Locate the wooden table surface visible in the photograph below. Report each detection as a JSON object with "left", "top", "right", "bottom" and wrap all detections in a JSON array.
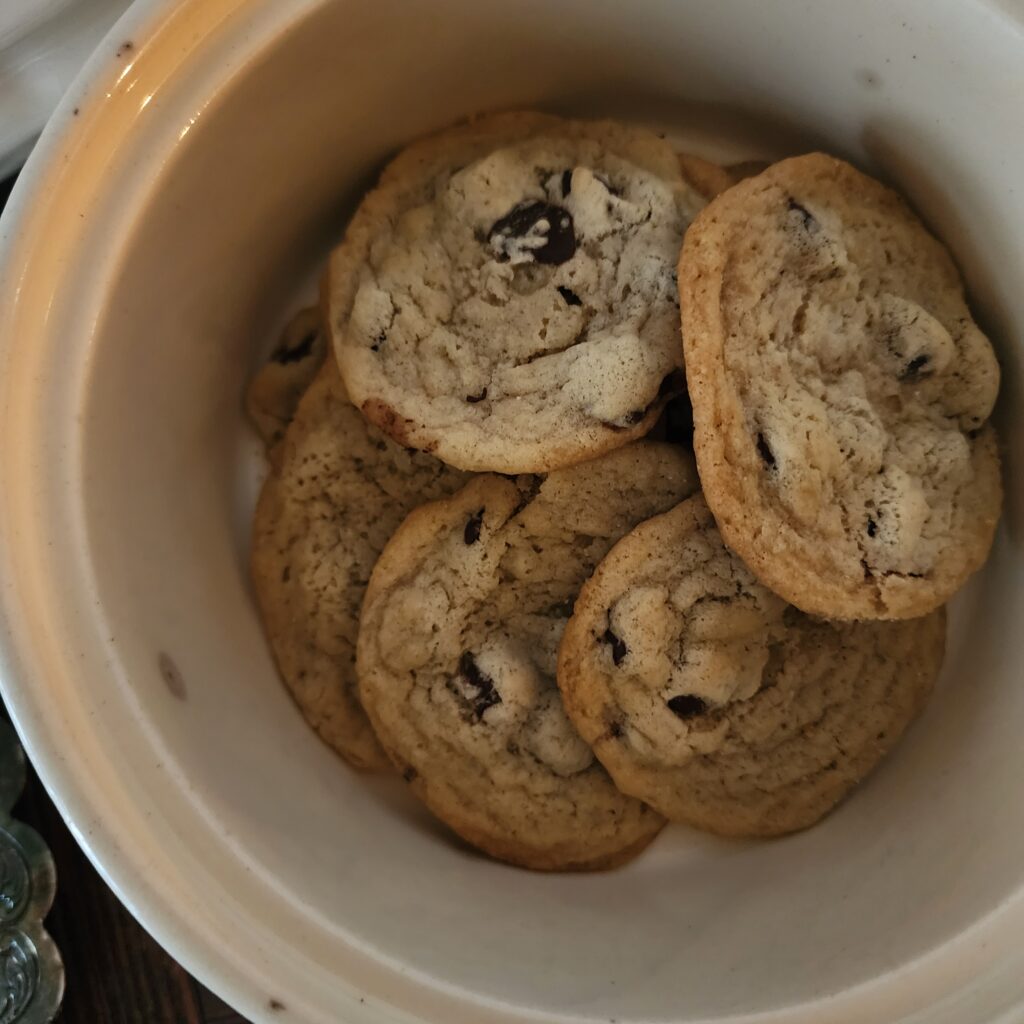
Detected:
[{"left": 1, "top": 170, "right": 249, "bottom": 1024}]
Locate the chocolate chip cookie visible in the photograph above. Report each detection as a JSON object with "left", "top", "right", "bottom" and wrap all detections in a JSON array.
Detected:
[
  {"left": 558, "top": 494, "right": 946, "bottom": 837},
  {"left": 246, "top": 306, "right": 328, "bottom": 449},
  {"left": 676, "top": 154, "right": 768, "bottom": 201},
  {"left": 679, "top": 153, "right": 1001, "bottom": 619},
  {"left": 356, "top": 442, "right": 699, "bottom": 869},
  {"left": 328, "top": 111, "right": 706, "bottom": 473},
  {"left": 251, "top": 362, "right": 470, "bottom": 770}
]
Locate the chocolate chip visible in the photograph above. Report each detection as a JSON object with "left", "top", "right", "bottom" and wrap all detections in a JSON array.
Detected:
[
  {"left": 623, "top": 409, "right": 645, "bottom": 425},
  {"left": 459, "top": 651, "right": 501, "bottom": 718},
  {"left": 786, "top": 196, "right": 818, "bottom": 231},
  {"left": 272, "top": 330, "right": 318, "bottom": 365},
  {"left": 488, "top": 201, "right": 576, "bottom": 265},
  {"left": 370, "top": 330, "right": 386, "bottom": 353},
  {"left": 557, "top": 285, "right": 582, "bottom": 307},
  {"left": 609, "top": 721, "right": 624, "bottom": 739},
  {"left": 560, "top": 169, "right": 573, "bottom": 197},
  {"left": 602, "top": 628, "right": 628, "bottom": 666},
  {"left": 756, "top": 432, "right": 777, "bottom": 468},
  {"left": 466, "top": 388, "right": 488, "bottom": 403},
  {"left": 901, "top": 354, "right": 932, "bottom": 381},
  {"left": 866, "top": 517, "right": 878, "bottom": 538},
  {"left": 402, "top": 766, "right": 418, "bottom": 783},
  {"left": 509, "top": 477, "right": 543, "bottom": 518},
  {"left": 667, "top": 694, "right": 707, "bottom": 719},
  {"left": 463, "top": 509, "right": 484, "bottom": 544}
]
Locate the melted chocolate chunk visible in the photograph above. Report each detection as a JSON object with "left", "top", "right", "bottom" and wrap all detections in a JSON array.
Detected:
[
  {"left": 557, "top": 285, "right": 582, "bottom": 307},
  {"left": 458, "top": 651, "right": 501, "bottom": 718},
  {"left": 756, "top": 432, "right": 777, "bottom": 468},
  {"left": 463, "top": 509, "right": 485, "bottom": 545},
  {"left": 900, "top": 354, "right": 932, "bottom": 381},
  {"left": 272, "top": 330, "right": 318, "bottom": 365},
  {"left": 602, "top": 628, "right": 628, "bottom": 666},
  {"left": 667, "top": 694, "right": 707, "bottom": 719},
  {"left": 866, "top": 517, "right": 878, "bottom": 538},
  {"left": 466, "top": 387, "right": 488, "bottom": 403},
  {"left": 786, "top": 196, "right": 818, "bottom": 231},
  {"left": 488, "top": 201, "right": 576, "bottom": 265},
  {"left": 560, "top": 169, "right": 573, "bottom": 197},
  {"left": 609, "top": 721, "right": 624, "bottom": 739}
]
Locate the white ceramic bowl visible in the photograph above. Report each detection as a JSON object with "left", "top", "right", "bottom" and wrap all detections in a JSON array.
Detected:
[{"left": 1, "top": 1, "right": 1023, "bottom": 1021}]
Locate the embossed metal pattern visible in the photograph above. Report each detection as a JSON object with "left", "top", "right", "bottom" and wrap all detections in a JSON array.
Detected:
[{"left": 0, "top": 721, "right": 62, "bottom": 1023}]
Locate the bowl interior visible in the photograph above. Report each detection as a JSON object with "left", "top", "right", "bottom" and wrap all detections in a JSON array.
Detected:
[{"left": 7, "top": 0, "right": 1024, "bottom": 1021}]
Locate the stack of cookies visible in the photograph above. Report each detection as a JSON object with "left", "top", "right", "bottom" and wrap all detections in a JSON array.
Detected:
[{"left": 247, "top": 112, "right": 1001, "bottom": 871}]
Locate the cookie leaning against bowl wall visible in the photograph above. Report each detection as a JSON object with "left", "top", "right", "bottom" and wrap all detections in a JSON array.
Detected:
[
  {"left": 558, "top": 493, "right": 946, "bottom": 838},
  {"left": 251, "top": 360, "right": 470, "bottom": 772},
  {"left": 679, "top": 153, "right": 1001, "bottom": 621},
  {"left": 245, "top": 306, "right": 328, "bottom": 452},
  {"left": 356, "top": 442, "right": 699, "bottom": 870},
  {"left": 327, "top": 111, "right": 707, "bottom": 474}
]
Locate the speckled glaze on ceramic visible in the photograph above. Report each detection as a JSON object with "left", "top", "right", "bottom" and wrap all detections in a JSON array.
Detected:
[{"left": 0, "top": 2, "right": 1022, "bottom": 1023}]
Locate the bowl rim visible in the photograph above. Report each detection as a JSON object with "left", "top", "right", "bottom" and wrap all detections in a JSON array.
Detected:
[
  {"left": 0, "top": 2, "right": 347, "bottom": 1021},
  {"left": 1, "top": 1, "right": 1024, "bottom": 1022}
]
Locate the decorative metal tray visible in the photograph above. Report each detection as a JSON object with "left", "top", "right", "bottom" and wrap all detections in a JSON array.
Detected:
[{"left": 0, "top": 720, "right": 63, "bottom": 1023}]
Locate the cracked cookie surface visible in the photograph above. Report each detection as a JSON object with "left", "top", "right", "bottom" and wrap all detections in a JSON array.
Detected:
[
  {"left": 328, "top": 111, "right": 706, "bottom": 473},
  {"left": 679, "top": 153, "right": 1001, "bottom": 619},
  {"left": 251, "top": 362, "right": 470, "bottom": 771},
  {"left": 356, "top": 442, "right": 698, "bottom": 869},
  {"left": 558, "top": 494, "right": 946, "bottom": 837}
]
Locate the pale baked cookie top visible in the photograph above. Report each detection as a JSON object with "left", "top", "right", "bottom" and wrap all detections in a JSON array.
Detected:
[
  {"left": 558, "top": 494, "right": 945, "bottom": 837},
  {"left": 679, "top": 153, "right": 1001, "bottom": 619},
  {"left": 251, "top": 362, "right": 470, "bottom": 771},
  {"left": 328, "top": 112, "right": 705, "bottom": 473},
  {"left": 356, "top": 442, "right": 698, "bottom": 870}
]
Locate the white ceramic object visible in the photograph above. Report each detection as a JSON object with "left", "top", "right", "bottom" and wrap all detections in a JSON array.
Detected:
[
  {"left": 0, "top": 0, "right": 130, "bottom": 178},
  {"left": 0, "top": 1, "right": 1022, "bottom": 1022}
]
